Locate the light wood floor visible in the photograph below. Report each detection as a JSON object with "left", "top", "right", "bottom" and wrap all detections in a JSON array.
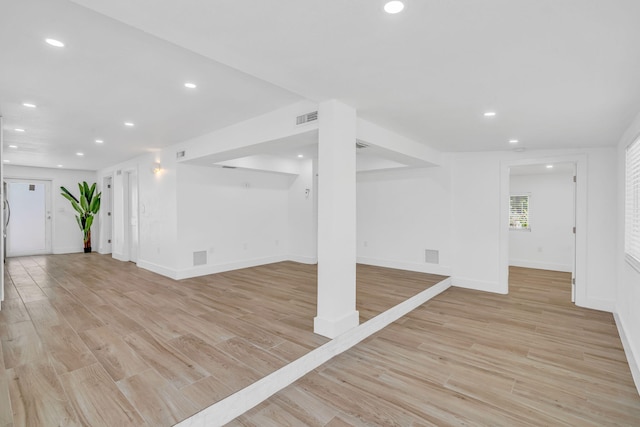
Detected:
[
  {"left": 230, "top": 267, "right": 640, "bottom": 426},
  {"left": 0, "top": 254, "right": 445, "bottom": 427}
]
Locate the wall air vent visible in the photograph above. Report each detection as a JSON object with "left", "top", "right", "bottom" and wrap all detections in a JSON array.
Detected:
[
  {"left": 355, "top": 139, "right": 369, "bottom": 149},
  {"left": 425, "top": 249, "right": 440, "bottom": 264},
  {"left": 193, "top": 251, "right": 207, "bottom": 266},
  {"left": 296, "top": 111, "right": 318, "bottom": 125},
  {"left": 176, "top": 150, "right": 185, "bottom": 159}
]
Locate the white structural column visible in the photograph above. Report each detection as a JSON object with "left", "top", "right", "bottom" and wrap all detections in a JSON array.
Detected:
[{"left": 314, "top": 99, "right": 359, "bottom": 339}]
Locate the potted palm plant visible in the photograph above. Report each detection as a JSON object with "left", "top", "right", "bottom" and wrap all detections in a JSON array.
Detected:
[{"left": 60, "top": 181, "right": 102, "bottom": 253}]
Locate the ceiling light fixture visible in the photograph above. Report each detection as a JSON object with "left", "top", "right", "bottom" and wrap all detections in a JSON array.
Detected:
[
  {"left": 8, "top": 145, "right": 17, "bottom": 149},
  {"left": 76, "top": 152, "right": 84, "bottom": 156},
  {"left": 3, "top": 160, "right": 10, "bottom": 163},
  {"left": 509, "top": 139, "right": 519, "bottom": 144},
  {"left": 95, "top": 139, "right": 104, "bottom": 144},
  {"left": 23, "top": 102, "right": 37, "bottom": 108},
  {"left": 14, "top": 128, "right": 25, "bottom": 132},
  {"left": 124, "top": 122, "right": 135, "bottom": 127},
  {"left": 57, "top": 165, "right": 63, "bottom": 168},
  {"left": 297, "top": 154, "right": 304, "bottom": 158},
  {"left": 546, "top": 164, "right": 553, "bottom": 169},
  {"left": 184, "top": 82, "right": 197, "bottom": 89},
  {"left": 45, "top": 38, "right": 65, "bottom": 48},
  {"left": 484, "top": 111, "right": 496, "bottom": 117},
  {"left": 384, "top": 1, "right": 405, "bottom": 14}
]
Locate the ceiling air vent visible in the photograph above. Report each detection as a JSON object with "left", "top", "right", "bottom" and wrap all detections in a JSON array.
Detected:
[
  {"left": 176, "top": 150, "right": 185, "bottom": 159},
  {"left": 296, "top": 111, "right": 318, "bottom": 125},
  {"left": 221, "top": 165, "right": 237, "bottom": 169},
  {"left": 355, "top": 139, "right": 369, "bottom": 149}
]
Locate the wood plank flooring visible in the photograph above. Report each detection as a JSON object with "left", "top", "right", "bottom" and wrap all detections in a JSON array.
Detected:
[
  {"left": 0, "top": 254, "right": 445, "bottom": 427},
  {"left": 230, "top": 267, "right": 640, "bottom": 426}
]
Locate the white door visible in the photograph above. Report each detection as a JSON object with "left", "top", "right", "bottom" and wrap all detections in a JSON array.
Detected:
[
  {"left": 6, "top": 180, "right": 52, "bottom": 256},
  {"left": 127, "top": 171, "right": 138, "bottom": 262}
]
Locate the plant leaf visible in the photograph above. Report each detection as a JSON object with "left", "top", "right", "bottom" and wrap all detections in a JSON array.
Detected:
[{"left": 60, "top": 186, "right": 79, "bottom": 203}]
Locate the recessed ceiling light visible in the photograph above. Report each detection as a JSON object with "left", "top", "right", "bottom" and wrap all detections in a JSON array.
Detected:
[
  {"left": 124, "top": 122, "right": 135, "bottom": 127},
  {"left": 3, "top": 160, "right": 10, "bottom": 163},
  {"left": 384, "top": 1, "right": 405, "bottom": 14},
  {"left": 546, "top": 164, "right": 553, "bottom": 169},
  {"left": 484, "top": 112, "right": 497, "bottom": 117},
  {"left": 509, "top": 139, "right": 519, "bottom": 144},
  {"left": 8, "top": 145, "right": 17, "bottom": 149},
  {"left": 57, "top": 165, "right": 63, "bottom": 168},
  {"left": 22, "top": 102, "right": 37, "bottom": 108},
  {"left": 297, "top": 154, "right": 304, "bottom": 158},
  {"left": 95, "top": 139, "right": 104, "bottom": 144},
  {"left": 14, "top": 128, "right": 25, "bottom": 132},
  {"left": 45, "top": 38, "right": 65, "bottom": 48},
  {"left": 76, "top": 152, "right": 84, "bottom": 156},
  {"left": 184, "top": 82, "right": 197, "bottom": 89}
]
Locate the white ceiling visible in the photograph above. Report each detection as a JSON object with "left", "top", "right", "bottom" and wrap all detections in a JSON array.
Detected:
[{"left": 3, "top": 0, "right": 640, "bottom": 171}]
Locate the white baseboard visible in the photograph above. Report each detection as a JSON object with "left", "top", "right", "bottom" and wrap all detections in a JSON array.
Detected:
[
  {"left": 137, "top": 259, "right": 179, "bottom": 280},
  {"left": 357, "top": 256, "right": 452, "bottom": 276},
  {"left": 614, "top": 312, "right": 640, "bottom": 396},
  {"left": 509, "top": 259, "right": 572, "bottom": 272},
  {"left": 52, "top": 247, "right": 84, "bottom": 255},
  {"left": 287, "top": 254, "right": 317, "bottom": 264},
  {"left": 576, "top": 296, "right": 615, "bottom": 313},
  {"left": 453, "top": 276, "right": 506, "bottom": 294},
  {"left": 175, "top": 255, "right": 289, "bottom": 280},
  {"left": 176, "top": 277, "right": 452, "bottom": 427}
]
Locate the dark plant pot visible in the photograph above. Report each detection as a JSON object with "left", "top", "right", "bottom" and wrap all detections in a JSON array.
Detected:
[{"left": 84, "top": 247, "right": 92, "bottom": 253}]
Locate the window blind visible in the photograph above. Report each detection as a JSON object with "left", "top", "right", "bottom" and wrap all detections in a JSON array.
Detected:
[
  {"left": 510, "top": 195, "right": 530, "bottom": 229},
  {"left": 626, "top": 137, "right": 640, "bottom": 267}
]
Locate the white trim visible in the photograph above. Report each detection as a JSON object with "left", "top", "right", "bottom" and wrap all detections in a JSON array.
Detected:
[
  {"left": 508, "top": 259, "right": 572, "bottom": 273},
  {"left": 287, "top": 254, "right": 317, "bottom": 264},
  {"left": 52, "top": 246, "right": 85, "bottom": 255},
  {"left": 174, "top": 255, "right": 289, "bottom": 280},
  {"left": 453, "top": 276, "right": 505, "bottom": 294},
  {"left": 614, "top": 312, "right": 640, "bottom": 395},
  {"left": 314, "top": 310, "right": 360, "bottom": 339},
  {"left": 136, "top": 259, "right": 178, "bottom": 280},
  {"left": 357, "top": 256, "right": 452, "bottom": 276},
  {"left": 577, "top": 296, "right": 615, "bottom": 313},
  {"left": 175, "top": 277, "right": 452, "bottom": 427}
]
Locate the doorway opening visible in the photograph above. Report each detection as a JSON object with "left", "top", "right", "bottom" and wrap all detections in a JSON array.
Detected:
[
  {"left": 508, "top": 162, "right": 576, "bottom": 302},
  {"left": 499, "top": 154, "right": 587, "bottom": 305}
]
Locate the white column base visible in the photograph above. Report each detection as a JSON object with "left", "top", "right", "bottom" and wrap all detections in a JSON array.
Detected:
[{"left": 314, "top": 310, "right": 359, "bottom": 339}]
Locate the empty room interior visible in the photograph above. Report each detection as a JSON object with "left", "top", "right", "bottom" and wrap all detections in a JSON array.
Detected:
[{"left": 1, "top": 0, "right": 640, "bottom": 426}]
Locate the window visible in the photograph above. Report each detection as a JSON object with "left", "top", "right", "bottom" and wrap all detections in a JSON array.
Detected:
[
  {"left": 510, "top": 194, "right": 530, "bottom": 230},
  {"left": 626, "top": 137, "right": 640, "bottom": 269}
]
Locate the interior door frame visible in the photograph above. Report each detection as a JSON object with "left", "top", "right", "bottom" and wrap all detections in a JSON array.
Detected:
[
  {"left": 499, "top": 154, "right": 587, "bottom": 305},
  {"left": 4, "top": 178, "right": 53, "bottom": 257}
]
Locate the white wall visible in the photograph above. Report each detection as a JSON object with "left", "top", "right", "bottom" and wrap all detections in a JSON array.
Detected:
[
  {"left": 97, "top": 149, "right": 179, "bottom": 275},
  {"left": 356, "top": 165, "right": 452, "bottom": 276},
  {"left": 287, "top": 158, "right": 317, "bottom": 263},
  {"left": 509, "top": 172, "right": 575, "bottom": 272},
  {"left": 616, "top": 110, "right": 640, "bottom": 392},
  {"left": 175, "top": 164, "right": 292, "bottom": 279},
  {"left": 4, "top": 165, "right": 98, "bottom": 254}
]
